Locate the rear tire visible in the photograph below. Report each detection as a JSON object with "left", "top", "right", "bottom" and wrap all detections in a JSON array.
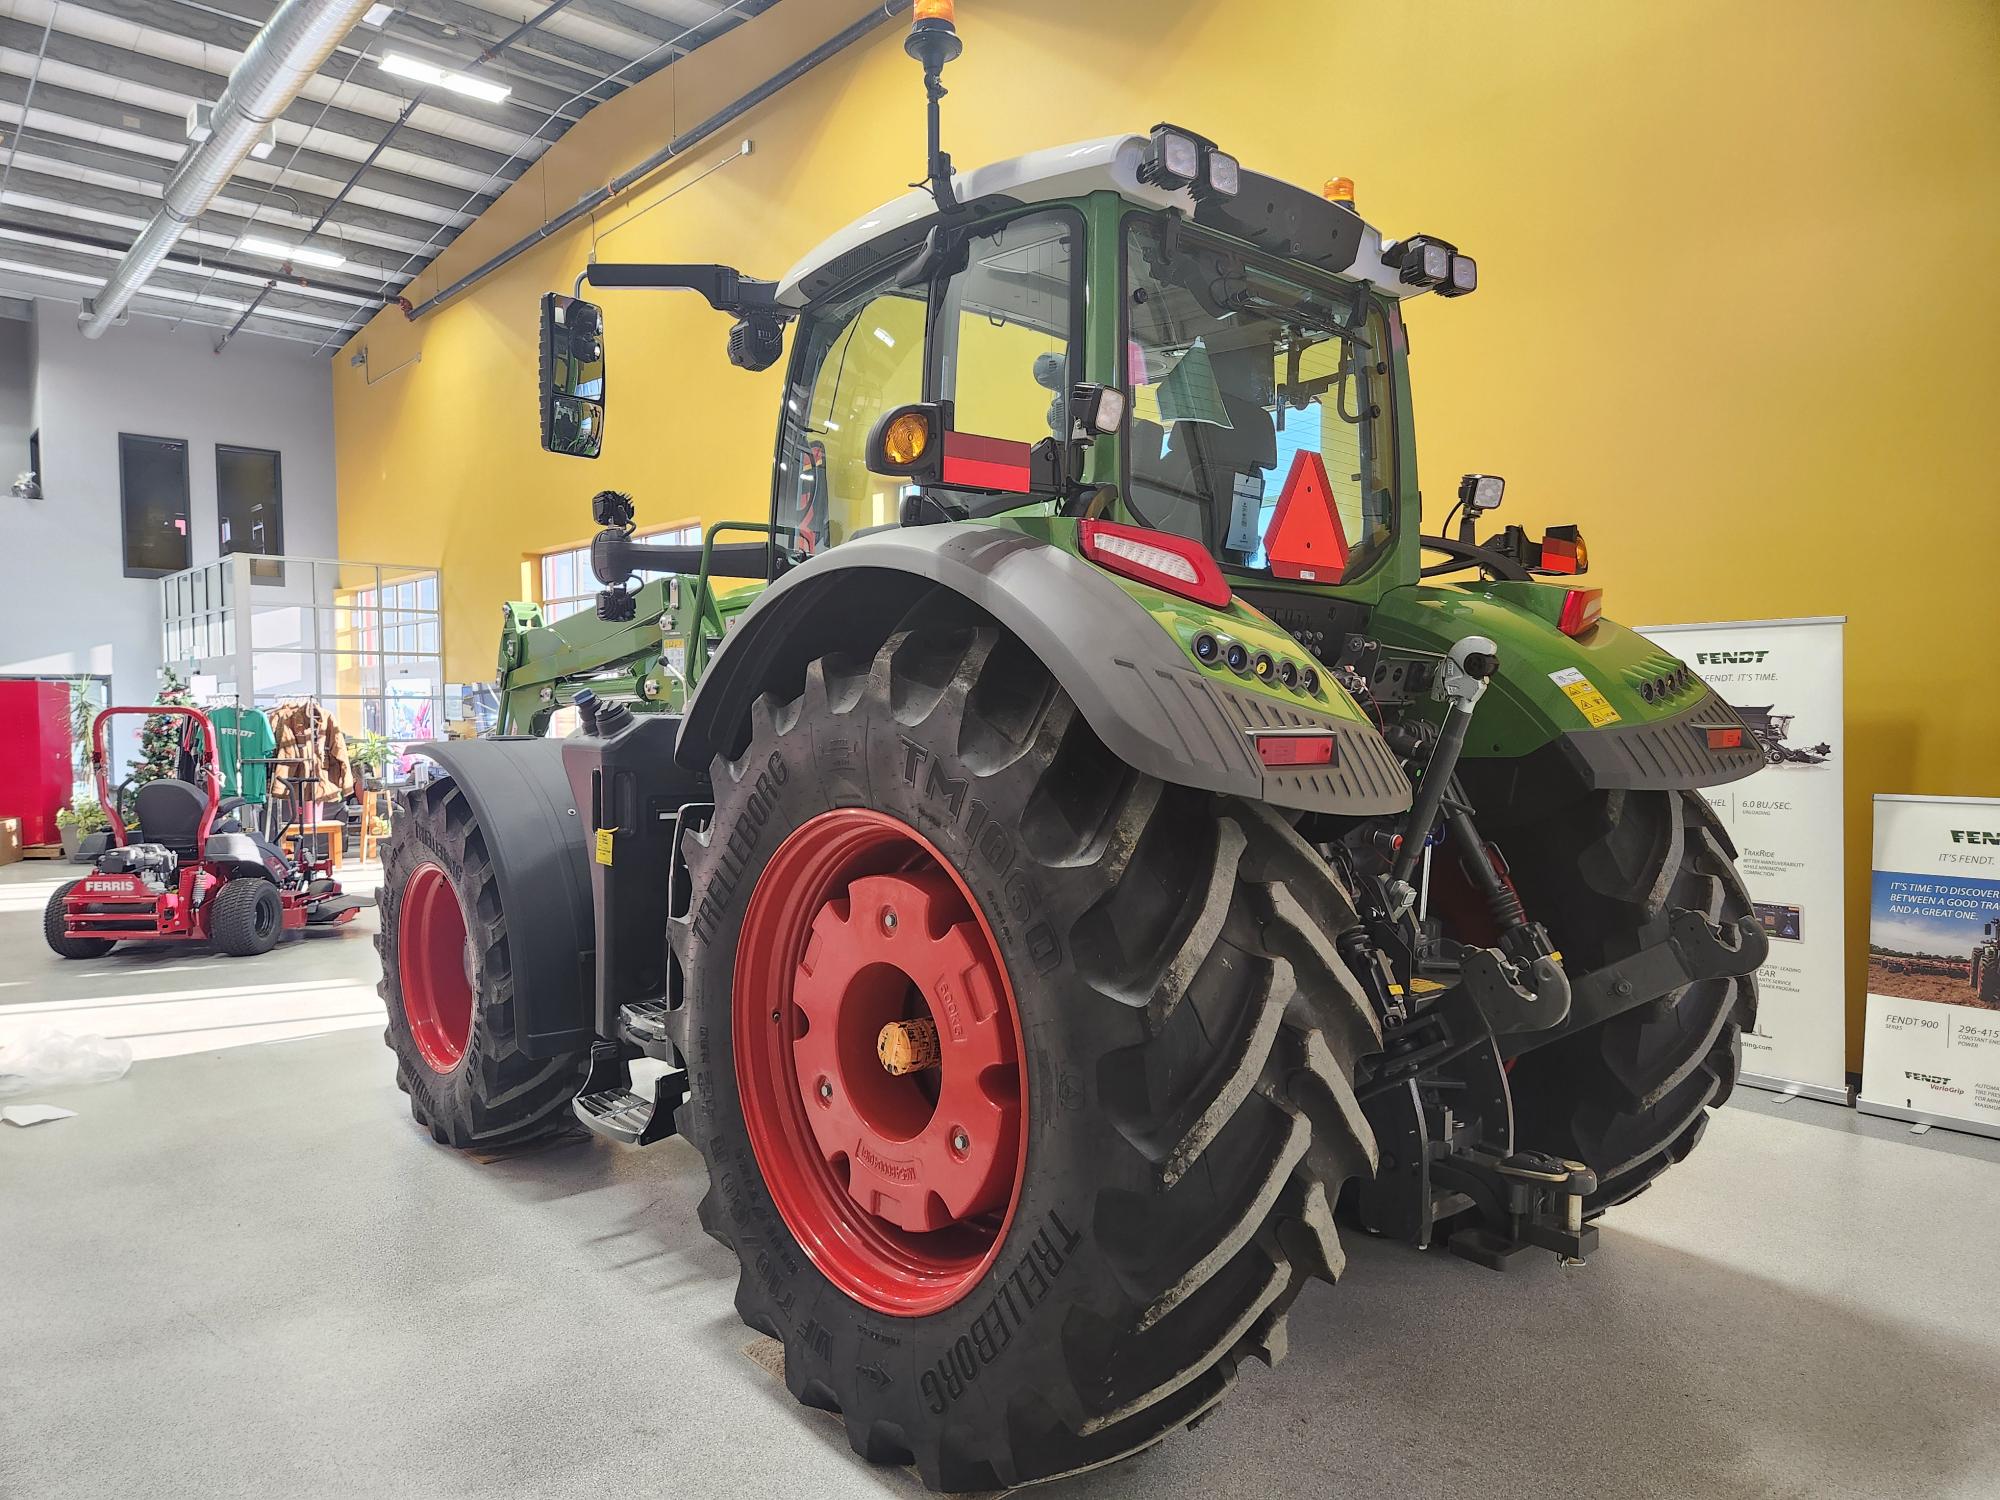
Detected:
[
  {"left": 43, "top": 881, "right": 114, "bottom": 959},
  {"left": 210, "top": 878, "right": 283, "bottom": 956},
  {"left": 1498, "top": 789, "right": 1758, "bottom": 1209},
  {"left": 376, "top": 776, "right": 589, "bottom": 1148},
  {"left": 670, "top": 621, "right": 1381, "bottom": 1491}
]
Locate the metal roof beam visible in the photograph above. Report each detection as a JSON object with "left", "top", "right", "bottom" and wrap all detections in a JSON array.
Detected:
[
  {"left": 0, "top": 74, "right": 497, "bottom": 219},
  {"left": 0, "top": 155, "right": 443, "bottom": 266},
  {"left": 23, "top": 0, "right": 595, "bottom": 142}
]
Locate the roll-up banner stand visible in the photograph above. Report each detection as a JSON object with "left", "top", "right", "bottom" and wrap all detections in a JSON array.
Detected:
[
  {"left": 1636, "top": 616, "right": 1849, "bottom": 1103},
  {"left": 1858, "top": 794, "right": 2000, "bottom": 1141}
]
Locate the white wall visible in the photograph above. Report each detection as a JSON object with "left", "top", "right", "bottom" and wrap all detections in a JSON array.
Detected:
[{"left": 0, "top": 302, "right": 337, "bottom": 717}]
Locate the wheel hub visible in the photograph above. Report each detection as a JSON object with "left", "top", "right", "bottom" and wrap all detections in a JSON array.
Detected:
[
  {"left": 399, "top": 861, "right": 474, "bottom": 1073},
  {"left": 792, "top": 868, "right": 1018, "bottom": 1234},
  {"left": 734, "top": 808, "right": 1027, "bottom": 1315}
]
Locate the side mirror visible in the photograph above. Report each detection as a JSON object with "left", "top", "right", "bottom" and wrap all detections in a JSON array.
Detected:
[{"left": 540, "top": 293, "right": 605, "bottom": 458}]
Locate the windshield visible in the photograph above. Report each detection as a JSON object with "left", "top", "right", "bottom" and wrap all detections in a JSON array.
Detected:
[{"left": 1123, "top": 216, "right": 1396, "bottom": 583}]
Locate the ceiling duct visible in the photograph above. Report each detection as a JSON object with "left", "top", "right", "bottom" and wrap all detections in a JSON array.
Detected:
[{"left": 78, "top": 0, "right": 376, "bottom": 339}]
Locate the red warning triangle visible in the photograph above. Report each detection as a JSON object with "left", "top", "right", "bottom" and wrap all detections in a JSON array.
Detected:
[{"left": 1263, "top": 450, "right": 1349, "bottom": 581}]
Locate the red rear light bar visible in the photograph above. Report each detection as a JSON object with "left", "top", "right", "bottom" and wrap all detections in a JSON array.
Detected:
[
  {"left": 1079, "top": 520, "right": 1232, "bottom": 609},
  {"left": 1557, "top": 587, "right": 1603, "bottom": 637}
]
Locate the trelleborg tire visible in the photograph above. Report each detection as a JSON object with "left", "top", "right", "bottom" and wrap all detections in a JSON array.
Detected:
[
  {"left": 376, "top": 776, "right": 588, "bottom": 1148},
  {"left": 1497, "top": 788, "right": 1759, "bottom": 1210},
  {"left": 668, "top": 621, "right": 1381, "bottom": 1491}
]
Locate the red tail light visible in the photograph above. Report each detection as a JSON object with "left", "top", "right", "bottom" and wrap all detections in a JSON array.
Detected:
[
  {"left": 1253, "top": 733, "right": 1336, "bottom": 767},
  {"left": 1079, "top": 520, "right": 1232, "bottom": 608},
  {"left": 1706, "top": 726, "right": 1745, "bottom": 750},
  {"left": 1557, "top": 587, "right": 1603, "bottom": 637}
]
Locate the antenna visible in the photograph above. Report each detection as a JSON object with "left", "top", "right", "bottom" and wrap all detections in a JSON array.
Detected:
[{"left": 904, "top": 1, "right": 962, "bottom": 212}]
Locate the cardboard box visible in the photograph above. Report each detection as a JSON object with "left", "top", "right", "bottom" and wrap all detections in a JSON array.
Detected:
[{"left": 0, "top": 817, "right": 21, "bottom": 866}]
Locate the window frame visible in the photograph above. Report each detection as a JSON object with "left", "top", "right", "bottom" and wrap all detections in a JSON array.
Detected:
[
  {"left": 768, "top": 204, "right": 1089, "bottom": 551},
  {"left": 1115, "top": 210, "right": 1404, "bottom": 588},
  {"left": 214, "top": 442, "right": 286, "bottom": 586},
  {"left": 118, "top": 431, "right": 192, "bottom": 580}
]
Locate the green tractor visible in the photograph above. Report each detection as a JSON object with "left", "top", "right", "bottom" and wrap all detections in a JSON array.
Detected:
[{"left": 376, "top": 7, "right": 1767, "bottom": 1489}]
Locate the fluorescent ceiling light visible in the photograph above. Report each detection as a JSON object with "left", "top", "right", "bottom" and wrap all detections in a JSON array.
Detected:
[
  {"left": 361, "top": 3, "right": 395, "bottom": 26},
  {"left": 378, "top": 52, "right": 511, "bottom": 104},
  {"left": 241, "top": 236, "right": 346, "bottom": 270}
]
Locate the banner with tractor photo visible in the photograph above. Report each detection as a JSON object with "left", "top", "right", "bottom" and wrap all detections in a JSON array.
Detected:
[
  {"left": 1859, "top": 794, "right": 2000, "bottom": 1140},
  {"left": 1638, "top": 616, "right": 1848, "bottom": 1101}
]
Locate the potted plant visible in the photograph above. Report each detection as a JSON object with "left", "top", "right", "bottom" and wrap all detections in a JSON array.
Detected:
[
  {"left": 349, "top": 732, "right": 393, "bottom": 791},
  {"left": 56, "top": 798, "right": 109, "bottom": 861}
]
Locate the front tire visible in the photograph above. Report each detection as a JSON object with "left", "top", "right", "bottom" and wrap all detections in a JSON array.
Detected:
[
  {"left": 670, "top": 622, "right": 1381, "bottom": 1491},
  {"left": 1499, "top": 789, "right": 1758, "bottom": 1209},
  {"left": 376, "top": 776, "right": 589, "bottom": 1147},
  {"left": 210, "top": 878, "right": 283, "bottom": 956},
  {"left": 44, "top": 881, "right": 115, "bottom": 959}
]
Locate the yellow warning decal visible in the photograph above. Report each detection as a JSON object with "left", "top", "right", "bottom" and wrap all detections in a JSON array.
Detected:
[
  {"left": 1548, "top": 667, "right": 1621, "bottom": 728},
  {"left": 594, "top": 827, "right": 616, "bottom": 866}
]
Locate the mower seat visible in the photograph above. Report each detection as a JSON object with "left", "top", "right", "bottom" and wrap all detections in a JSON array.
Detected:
[{"left": 132, "top": 777, "right": 208, "bottom": 858}]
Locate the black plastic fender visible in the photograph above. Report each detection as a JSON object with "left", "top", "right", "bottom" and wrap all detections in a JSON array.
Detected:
[
  {"left": 413, "top": 736, "right": 595, "bottom": 1058},
  {"left": 675, "top": 524, "right": 1411, "bottom": 816}
]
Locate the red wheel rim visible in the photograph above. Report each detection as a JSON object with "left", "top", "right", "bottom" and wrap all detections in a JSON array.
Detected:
[
  {"left": 399, "top": 862, "right": 474, "bottom": 1073},
  {"left": 734, "top": 809, "right": 1028, "bottom": 1316}
]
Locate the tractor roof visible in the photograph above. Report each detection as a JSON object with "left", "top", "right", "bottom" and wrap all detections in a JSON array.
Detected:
[{"left": 776, "top": 132, "right": 1409, "bottom": 309}]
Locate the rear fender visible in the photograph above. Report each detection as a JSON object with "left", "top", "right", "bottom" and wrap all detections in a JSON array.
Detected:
[
  {"left": 414, "top": 737, "right": 595, "bottom": 1058},
  {"left": 676, "top": 523, "right": 1410, "bottom": 817},
  {"left": 1370, "top": 584, "right": 1763, "bottom": 820}
]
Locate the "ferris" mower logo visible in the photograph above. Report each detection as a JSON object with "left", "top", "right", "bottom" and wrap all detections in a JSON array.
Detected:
[
  {"left": 1695, "top": 650, "right": 1769, "bottom": 665},
  {"left": 1949, "top": 830, "right": 2000, "bottom": 846}
]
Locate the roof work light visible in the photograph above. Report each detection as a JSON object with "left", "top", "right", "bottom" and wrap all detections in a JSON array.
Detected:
[
  {"left": 1390, "top": 235, "right": 1478, "bottom": 297},
  {"left": 1140, "top": 124, "right": 1239, "bottom": 199}
]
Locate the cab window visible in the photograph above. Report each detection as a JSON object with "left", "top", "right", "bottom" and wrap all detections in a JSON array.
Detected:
[
  {"left": 774, "top": 211, "right": 1079, "bottom": 556},
  {"left": 774, "top": 281, "right": 926, "bottom": 558}
]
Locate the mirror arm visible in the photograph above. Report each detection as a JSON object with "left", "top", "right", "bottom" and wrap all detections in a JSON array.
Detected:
[{"left": 577, "top": 262, "right": 782, "bottom": 318}]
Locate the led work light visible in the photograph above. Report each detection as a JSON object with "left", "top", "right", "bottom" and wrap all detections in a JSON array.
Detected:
[
  {"left": 1392, "top": 235, "right": 1478, "bottom": 297},
  {"left": 1140, "top": 124, "right": 1239, "bottom": 200}
]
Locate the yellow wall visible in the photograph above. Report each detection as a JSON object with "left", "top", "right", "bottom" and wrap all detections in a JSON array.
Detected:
[{"left": 336, "top": 0, "right": 2000, "bottom": 1063}]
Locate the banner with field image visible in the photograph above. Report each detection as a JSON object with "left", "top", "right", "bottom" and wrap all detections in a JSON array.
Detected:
[
  {"left": 1859, "top": 794, "right": 2000, "bottom": 1140},
  {"left": 1637, "top": 616, "right": 1848, "bottom": 1101}
]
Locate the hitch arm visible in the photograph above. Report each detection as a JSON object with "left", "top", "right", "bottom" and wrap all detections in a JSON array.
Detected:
[{"left": 1561, "top": 908, "right": 1769, "bottom": 1036}]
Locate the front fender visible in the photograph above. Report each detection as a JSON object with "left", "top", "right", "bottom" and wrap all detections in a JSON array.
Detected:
[
  {"left": 677, "top": 523, "right": 1410, "bottom": 816},
  {"left": 413, "top": 736, "right": 595, "bottom": 1058}
]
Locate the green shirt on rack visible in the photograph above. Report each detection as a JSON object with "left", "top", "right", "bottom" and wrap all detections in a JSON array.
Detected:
[{"left": 209, "top": 705, "right": 276, "bottom": 802}]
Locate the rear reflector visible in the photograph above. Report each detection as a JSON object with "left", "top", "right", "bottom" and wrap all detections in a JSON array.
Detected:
[
  {"left": 1706, "top": 726, "right": 1745, "bottom": 750},
  {"left": 1557, "top": 587, "right": 1603, "bottom": 636},
  {"left": 1079, "top": 520, "right": 1232, "bottom": 608},
  {"left": 1253, "top": 734, "right": 1336, "bottom": 768},
  {"left": 938, "top": 431, "right": 1033, "bottom": 492}
]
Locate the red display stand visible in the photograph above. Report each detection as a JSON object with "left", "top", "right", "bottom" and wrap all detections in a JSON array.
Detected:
[{"left": 0, "top": 681, "right": 73, "bottom": 845}]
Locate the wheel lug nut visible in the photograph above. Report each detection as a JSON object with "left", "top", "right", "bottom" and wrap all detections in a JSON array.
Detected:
[
  {"left": 817, "top": 1077, "right": 832, "bottom": 1102},
  {"left": 950, "top": 1127, "right": 969, "bottom": 1155},
  {"left": 880, "top": 907, "right": 898, "bottom": 934}
]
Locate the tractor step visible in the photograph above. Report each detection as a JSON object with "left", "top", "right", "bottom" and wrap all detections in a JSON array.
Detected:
[
  {"left": 572, "top": 1041, "right": 687, "bottom": 1146},
  {"left": 616, "top": 1000, "right": 677, "bottom": 1061}
]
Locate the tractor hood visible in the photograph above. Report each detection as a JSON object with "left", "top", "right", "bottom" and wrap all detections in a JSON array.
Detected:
[{"left": 1370, "top": 581, "right": 1764, "bottom": 808}]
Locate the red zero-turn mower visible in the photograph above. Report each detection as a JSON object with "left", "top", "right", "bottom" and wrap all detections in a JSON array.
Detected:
[{"left": 43, "top": 705, "right": 373, "bottom": 959}]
